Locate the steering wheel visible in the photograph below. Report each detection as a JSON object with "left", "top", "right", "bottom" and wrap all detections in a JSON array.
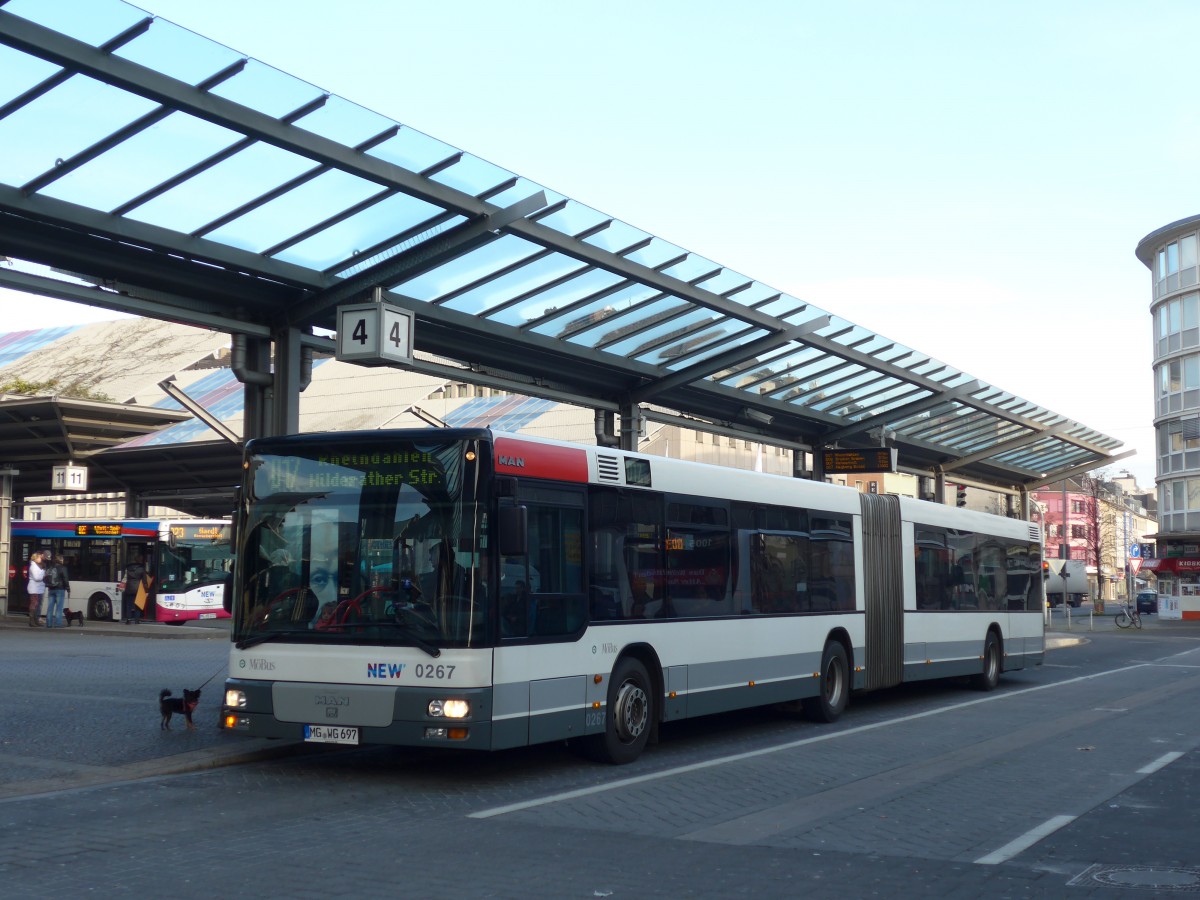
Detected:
[{"left": 262, "top": 587, "right": 317, "bottom": 624}]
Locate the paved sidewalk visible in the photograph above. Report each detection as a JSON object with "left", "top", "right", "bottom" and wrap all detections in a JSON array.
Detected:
[{"left": 0, "top": 612, "right": 227, "bottom": 638}]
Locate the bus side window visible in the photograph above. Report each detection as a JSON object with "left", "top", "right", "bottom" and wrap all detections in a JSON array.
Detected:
[{"left": 588, "top": 528, "right": 625, "bottom": 621}]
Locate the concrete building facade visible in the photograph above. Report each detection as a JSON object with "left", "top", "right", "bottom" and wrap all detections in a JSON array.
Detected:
[{"left": 1136, "top": 216, "right": 1200, "bottom": 617}]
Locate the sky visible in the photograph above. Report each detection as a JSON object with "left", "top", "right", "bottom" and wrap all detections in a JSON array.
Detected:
[{"left": 3, "top": 0, "right": 1196, "bottom": 489}]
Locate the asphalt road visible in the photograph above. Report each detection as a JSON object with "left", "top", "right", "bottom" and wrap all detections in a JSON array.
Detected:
[{"left": 2, "top": 614, "right": 1200, "bottom": 898}]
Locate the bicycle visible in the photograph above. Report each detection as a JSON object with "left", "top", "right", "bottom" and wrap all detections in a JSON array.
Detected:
[{"left": 1115, "top": 600, "right": 1142, "bottom": 629}]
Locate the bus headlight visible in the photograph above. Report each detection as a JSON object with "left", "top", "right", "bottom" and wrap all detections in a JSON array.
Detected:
[
  {"left": 225, "top": 689, "right": 247, "bottom": 708},
  {"left": 427, "top": 698, "right": 469, "bottom": 718}
]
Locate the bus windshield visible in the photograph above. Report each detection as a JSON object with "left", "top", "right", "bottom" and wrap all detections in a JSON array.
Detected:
[
  {"left": 236, "top": 437, "right": 487, "bottom": 650},
  {"left": 158, "top": 524, "right": 233, "bottom": 592}
]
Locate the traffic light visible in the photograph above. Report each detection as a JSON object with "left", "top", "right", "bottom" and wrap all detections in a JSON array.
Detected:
[
  {"left": 1042, "top": 561, "right": 1050, "bottom": 575},
  {"left": 956, "top": 485, "right": 967, "bottom": 507}
]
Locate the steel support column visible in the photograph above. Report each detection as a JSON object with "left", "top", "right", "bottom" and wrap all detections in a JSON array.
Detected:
[{"left": 271, "top": 326, "right": 305, "bottom": 437}]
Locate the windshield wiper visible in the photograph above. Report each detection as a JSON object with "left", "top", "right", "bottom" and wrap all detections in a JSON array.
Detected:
[
  {"left": 236, "top": 630, "right": 291, "bottom": 650},
  {"left": 336, "top": 620, "right": 442, "bottom": 657}
]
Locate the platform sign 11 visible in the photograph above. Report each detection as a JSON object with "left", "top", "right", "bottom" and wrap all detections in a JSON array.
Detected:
[
  {"left": 52, "top": 464, "right": 88, "bottom": 491},
  {"left": 336, "top": 300, "right": 414, "bottom": 367}
]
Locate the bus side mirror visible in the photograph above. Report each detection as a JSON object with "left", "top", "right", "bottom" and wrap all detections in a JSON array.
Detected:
[{"left": 498, "top": 505, "right": 528, "bottom": 557}]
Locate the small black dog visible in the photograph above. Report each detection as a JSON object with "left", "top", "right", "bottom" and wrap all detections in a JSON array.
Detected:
[
  {"left": 64, "top": 608, "right": 84, "bottom": 626},
  {"left": 159, "top": 688, "right": 201, "bottom": 730}
]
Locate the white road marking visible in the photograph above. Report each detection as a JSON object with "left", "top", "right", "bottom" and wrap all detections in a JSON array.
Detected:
[
  {"left": 1138, "top": 751, "right": 1184, "bottom": 775},
  {"left": 470, "top": 661, "right": 1152, "bottom": 819},
  {"left": 974, "top": 815, "right": 1076, "bottom": 865}
]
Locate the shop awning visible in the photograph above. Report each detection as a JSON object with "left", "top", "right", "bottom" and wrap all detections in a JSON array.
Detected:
[{"left": 1139, "top": 558, "right": 1200, "bottom": 574}]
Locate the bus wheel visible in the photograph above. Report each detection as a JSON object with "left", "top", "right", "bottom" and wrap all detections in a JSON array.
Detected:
[
  {"left": 802, "top": 641, "right": 849, "bottom": 723},
  {"left": 587, "top": 657, "right": 653, "bottom": 765},
  {"left": 972, "top": 632, "right": 1001, "bottom": 692},
  {"left": 89, "top": 593, "right": 112, "bottom": 622}
]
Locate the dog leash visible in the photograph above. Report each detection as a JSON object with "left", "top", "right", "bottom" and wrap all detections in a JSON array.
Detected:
[{"left": 195, "top": 665, "right": 226, "bottom": 690}]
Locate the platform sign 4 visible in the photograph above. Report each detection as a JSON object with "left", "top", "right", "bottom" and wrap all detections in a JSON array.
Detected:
[{"left": 336, "top": 300, "right": 414, "bottom": 366}]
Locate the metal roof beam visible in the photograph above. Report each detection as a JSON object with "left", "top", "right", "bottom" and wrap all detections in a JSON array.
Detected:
[
  {"left": 1024, "top": 449, "right": 1138, "bottom": 490},
  {"left": 0, "top": 267, "right": 272, "bottom": 337},
  {"left": 285, "top": 191, "right": 547, "bottom": 324},
  {"left": 817, "top": 381, "right": 978, "bottom": 444},
  {"left": 628, "top": 316, "right": 832, "bottom": 403},
  {"left": 940, "top": 422, "right": 1071, "bottom": 471}
]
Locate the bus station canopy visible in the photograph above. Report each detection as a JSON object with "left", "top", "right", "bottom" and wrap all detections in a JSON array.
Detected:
[
  {"left": 0, "top": 1, "right": 1130, "bottom": 496},
  {"left": 0, "top": 395, "right": 231, "bottom": 507}
]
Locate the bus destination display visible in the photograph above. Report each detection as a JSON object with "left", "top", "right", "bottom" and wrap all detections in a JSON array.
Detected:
[{"left": 822, "top": 447, "right": 897, "bottom": 474}]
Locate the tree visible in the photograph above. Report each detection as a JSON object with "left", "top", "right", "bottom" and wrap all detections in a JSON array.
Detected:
[
  {"left": 0, "top": 376, "right": 113, "bottom": 402},
  {"left": 1080, "top": 471, "right": 1119, "bottom": 601}
]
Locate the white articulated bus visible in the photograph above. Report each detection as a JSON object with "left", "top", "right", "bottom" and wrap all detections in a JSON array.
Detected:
[{"left": 221, "top": 429, "right": 1044, "bottom": 764}]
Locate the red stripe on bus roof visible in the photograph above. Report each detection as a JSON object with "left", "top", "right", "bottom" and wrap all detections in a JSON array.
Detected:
[{"left": 494, "top": 437, "right": 588, "bottom": 482}]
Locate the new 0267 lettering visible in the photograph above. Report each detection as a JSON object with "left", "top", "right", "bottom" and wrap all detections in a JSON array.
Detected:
[{"left": 220, "top": 428, "right": 1044, "bottom": 764}]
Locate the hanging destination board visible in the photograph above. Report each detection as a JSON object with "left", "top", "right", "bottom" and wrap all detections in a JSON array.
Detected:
[{"left": 822, "top": 447, "right": 897, "bottom": 474}]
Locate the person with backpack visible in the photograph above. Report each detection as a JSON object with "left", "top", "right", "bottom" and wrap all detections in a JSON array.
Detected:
[{"left": 44, "top": 553, "right": 70, "bottom": 629}]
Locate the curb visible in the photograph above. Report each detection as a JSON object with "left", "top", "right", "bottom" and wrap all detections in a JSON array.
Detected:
[
  {"left": 0, "top": 616, "right": 226, "bottom": 639},
  {"left": 0, "top": 738, "right": 314, "bottom": 802}
]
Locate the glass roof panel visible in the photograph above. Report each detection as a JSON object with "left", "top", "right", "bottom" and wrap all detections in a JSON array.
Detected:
[
  {"left": 695, "top": 269, "right": 756, "bottom": 299},
  {"left": 274, "top": 190, "right": 445, "bottom": 270},
  {"left": 206, "top": 59, "right": 325, "bottom": 120},
  {"left": 430, "top": 153, "right": 518, "bottom": 199},
  {"left": 660, "top": 326, "right": 771, "bottom": 372},
  {"left": 626, "top": 310, "right": 729, "bottom": 365},
  {"left": 727, "top": 283, "right": 784, "bottom": 309},
  {"left": 579, "top": 218, "right": 652, "bottom": 256},
  {"left": 623, "top": 237, "right": 691, "bottom": 270},
  {"left": 365, "top": 127, "right": 460, "bottom": 175},
  {"left": 533, "top": 202, "right": 612, "bottom": 240},
  {"left": 528, "top": 283, "right": 661, "bottom": 338},
  {"left": 289, "top": 95, "right": 397, "bottom": 149},
  {"left": 444, "top": 253, "right": 586, "bottom": 316},
  {"left": 566, "top": 297, "right": 682, "bottom": 350},
  {"left": 40, "top": 112, "right": 241, "bottom": 211},
  {"left": 334, "top": 216, "right": 467, "bottom": 279},
  {"left": 761, "top": 295, "right": 810, "bottom": 319},
  {"left": 0, "top": 43, "right": 60, "bottom": 105},
  {"left": 114, "top": 17, "right": 243, "bottom": 86},
  {"left": 0, "top": 76, "right": 158, "bottom": 187},
  {"left": 5, "top": 0, "right": 146, "bottom": 46},
  {"left": 489, "top": 268, "right": 625, "bottom": 327},
  {"left": 205, "top": 168, "right": 383, "bottom": 254},
  {"left": 720, "top": 345, "right": 822, "bottom": 389},
  {"left": 390, "top": 234, "right": 544, "bottom": 301},
  {"left": 126, "top": 142, "right": 316, "bottom": 233},
  {"left": 485, "top": 178, "right": 562, "bottom": 212},
  {"left": 658, "top": 254, "right": 721, "bottom": 285}
]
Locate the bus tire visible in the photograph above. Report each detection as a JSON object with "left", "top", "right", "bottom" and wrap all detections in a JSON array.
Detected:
[
  {"left": 972, "top": 631, "right": 1001, "bottom": 691},
  {"left": 586, "top": 657, "right": 654, "bottom": 765},
  {"left": 802, "top": 641, "right": 849, "bottom": 723},
  {"left": 88, "top": 593, "right": 113, "bottom": 622}
]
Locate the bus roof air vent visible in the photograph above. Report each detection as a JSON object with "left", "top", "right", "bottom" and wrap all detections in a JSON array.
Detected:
[{"left": 596, "top": 454, "right": 622, "bottom": 484}]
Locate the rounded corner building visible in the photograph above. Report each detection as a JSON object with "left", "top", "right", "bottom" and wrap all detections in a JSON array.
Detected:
[{"left": 1136, "top": 215, "right": 1200, "bottom": 617}]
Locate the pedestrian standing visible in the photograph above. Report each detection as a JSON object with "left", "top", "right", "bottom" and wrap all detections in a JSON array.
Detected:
[
  {"left": 121, "top": 554, "right": 147, "bottom": 624},
  {"left": 26, "top": 550, "right": 47, "bottom": 627},
  {"left": 44, "top": 553, "right": 70, "bottom": 629}
]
